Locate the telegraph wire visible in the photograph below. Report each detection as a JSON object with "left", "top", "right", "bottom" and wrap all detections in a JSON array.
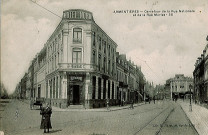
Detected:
[
  {"left": 30, "top": 0, "right": 62, "bottom": 18},
  {"left": 117, "top": 47, "right": 166, "bottom": 83},
  {"left": 28, "top": 0, "right": 165, "bottom": 84}
]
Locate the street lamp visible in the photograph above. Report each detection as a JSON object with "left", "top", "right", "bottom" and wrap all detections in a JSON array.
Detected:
[{"left": 189, "top": 84, "right": 193, "bottom": 112}]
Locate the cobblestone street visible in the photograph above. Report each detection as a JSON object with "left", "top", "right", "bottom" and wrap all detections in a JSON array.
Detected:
[{"left": 0, "top": 99, "right": 200, "bottom": 135}]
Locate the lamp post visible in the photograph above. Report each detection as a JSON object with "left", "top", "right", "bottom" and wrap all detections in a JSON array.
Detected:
[
  {"left": 189, "top": 84, "right": 193, "bottom": 112},
  {"left": 144, "top": 83, "right": 146, "bottom": 104}
]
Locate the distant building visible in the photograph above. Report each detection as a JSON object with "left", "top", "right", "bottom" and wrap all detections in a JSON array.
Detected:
[
  {"left": 166, "top": 74, "right": 193, "bottom": 100},
  {"left": 116, "top": 53, "right": 144, "bottom": 104},
  {"left": 193, "top": 36, "right": 208, "bottom": 104}
]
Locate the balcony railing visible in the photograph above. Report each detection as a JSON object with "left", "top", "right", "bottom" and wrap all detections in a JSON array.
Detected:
[{"left": 58, "top": 63, "right": 98, "bottom": 70}]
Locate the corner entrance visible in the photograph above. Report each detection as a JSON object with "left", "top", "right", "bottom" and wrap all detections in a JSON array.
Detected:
[{"left": 72, "top": 85, "right": 80, "bottom": 104}]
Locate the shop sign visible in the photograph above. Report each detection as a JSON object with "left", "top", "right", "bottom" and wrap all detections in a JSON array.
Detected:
[{"left": 69, "top": 76, "right": 83, "bottom": 81}]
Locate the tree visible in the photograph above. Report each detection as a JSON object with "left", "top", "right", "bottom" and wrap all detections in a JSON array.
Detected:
[{"left": 0, "top": 82, "right": 9, "bottom": 99}]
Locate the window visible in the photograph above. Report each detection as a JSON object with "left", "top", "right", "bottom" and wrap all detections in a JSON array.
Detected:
[
  {"left": 108, "top": 45, "right": 110, "bottom": 56},
  {"left": 112, "top": 62, "right": 114, "bottom": 75},
  {"left": 92, "top": 50, "right": 96, "bottom": 64},
  {"left": 38, "top": 85, "right": 41, "bottom": 98},
  {"left": 73, "top": 28, "right": 82, "bottom": 43},
  {"left": 112, "top": 48, "right": 114, "bottom": 58},
  {"left": 56, "top": 77, "right": 58, "bottom": 98},
  {"left": 58, "top": 33, "right": 62, "bottom": 47},
  {"left": 108, "top": 60, "right": 111, "bottom": 74},
  {"left": 98, "top": 54, "right": 101, "bottom": 71},
  {"left": 104, "top": 41, "right": 106, "bottom": 54},
  {"left": 55, "top": 38, "right": 58, "bottom": 50},
  {"left": 53, "top": 42, "right": 55, "bottom": 52},
  {"left": 50, "top": 80, "right": 52, "bottom": 98},
  {"left": 55, "top": 55, "right": 56, "bottom": 68},
  {"left": 98, "top": 37, "right": 101, "bottom": 50},
  {"left": 93, "top": 32, "right": 96, "bottom": 46},
  {"left": 72, "top": 48, "right": 82, "bottom": 68},
  {"left": 76, "top": 11, "right": 80, "bottom": 18},
  {"left": 72, "top": 12, "right": 76, "bottom": 18},
  {"left": 103, "top": 57, "right": 106, "bottom": 73},
  {"left": 53, "top": 78, "right": 55, "bottom": 98}
]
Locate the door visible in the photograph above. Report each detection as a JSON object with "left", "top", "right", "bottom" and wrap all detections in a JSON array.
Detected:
[{"left": 73, "top": 85, "right": 80, "bottom": 104}]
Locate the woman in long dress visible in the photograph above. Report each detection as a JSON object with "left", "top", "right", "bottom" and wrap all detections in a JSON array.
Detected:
[{"left": 40, "top": 103, "right": 52, "bottom": 133}]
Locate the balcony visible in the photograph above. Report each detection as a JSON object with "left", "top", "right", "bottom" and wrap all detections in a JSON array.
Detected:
[{"left": 58, "top": 63, "right": 98, "bottom": 71}]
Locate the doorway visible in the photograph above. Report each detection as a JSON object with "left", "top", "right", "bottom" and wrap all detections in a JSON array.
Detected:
[{"left": 73, "top": 85, "right": 80, "bottom": 104}]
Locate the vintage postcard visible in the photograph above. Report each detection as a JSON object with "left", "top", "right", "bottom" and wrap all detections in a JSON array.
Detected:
[{"left": 1, "top": 0, "right": 208, "bottom": 135}]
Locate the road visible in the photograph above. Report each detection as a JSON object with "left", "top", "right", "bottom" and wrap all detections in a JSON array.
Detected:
[{"left": 0, "top": 99, "right": 198, "bottom": 135}]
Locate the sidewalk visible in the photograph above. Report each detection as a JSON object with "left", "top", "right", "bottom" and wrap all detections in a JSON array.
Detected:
[
  {"left": 52, "top": 102, "right": 145, "bottom": 112},
  {"left": 179, "top": 100, "right": 208, "bottom": 135}
]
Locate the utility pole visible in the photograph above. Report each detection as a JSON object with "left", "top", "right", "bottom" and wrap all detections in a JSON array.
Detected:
[{"left": 189, "top": 84, "right": 192, "bottom": 112}]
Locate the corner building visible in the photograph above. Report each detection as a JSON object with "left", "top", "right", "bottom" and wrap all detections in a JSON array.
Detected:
[{"left": 45, "top": 9, "right": 118, "bottom": 108}]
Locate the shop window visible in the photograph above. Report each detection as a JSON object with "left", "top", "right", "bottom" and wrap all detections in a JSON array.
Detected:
[
  {"left": 98, "top": 78, "right": 101, "bottom": 99},
  {"left": 108, "top": 80, "right": 110, "bottom": 99},
  {"left": 103, "top": 79, "right": 106, "bottom": 99},
  {"left": 92, "top": 76, "right": 96, "bottom": 99},
  {"left": 112, "top": 82, "right": 114, "bottom": 99}
]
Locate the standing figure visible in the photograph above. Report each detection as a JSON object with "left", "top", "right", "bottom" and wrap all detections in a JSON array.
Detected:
[
  {"left": 30, "top": 98, "right": 34, "bottom": 110},
  {"left": 106, "top": 98, "right": 110, "bottom": 110},
  {"left": 40, "top": 103, "right": 52, "bottom": 133},
  {"left": 130, "top": 100, "right": 134, "bottom": 109}
]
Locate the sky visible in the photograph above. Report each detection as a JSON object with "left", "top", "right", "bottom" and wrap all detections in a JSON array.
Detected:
[{"left": 1, "top": 0, "right": 208, "bottom": 94}]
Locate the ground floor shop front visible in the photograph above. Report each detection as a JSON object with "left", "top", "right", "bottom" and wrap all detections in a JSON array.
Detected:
[
  {"left": 33, "top": 71, "right": 142, "bottom": 109},
  {"left": 44, "top": 71, "right": 140, "bottom": 109}
]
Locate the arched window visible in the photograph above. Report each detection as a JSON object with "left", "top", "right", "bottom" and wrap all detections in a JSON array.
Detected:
[{"left": 73, "top": 28, "right": 82, "bottom": 43}]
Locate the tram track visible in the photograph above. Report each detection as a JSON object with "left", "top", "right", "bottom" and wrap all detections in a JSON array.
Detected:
[
  {"left": 133, "top": 104, "right": 174, "bottom": 135},
  {"left": 133, "top": 102, "right": 199, "bottom": 135}
]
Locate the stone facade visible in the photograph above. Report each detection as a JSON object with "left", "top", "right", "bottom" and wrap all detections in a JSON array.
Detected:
[
  {"left": 166, "top": 74, "right": 193, "bottom": 100},
  {"left": 16, "top": 9, "right": 145, "bottom": 109},
  {"left": 193, "top": 36, "right": 208, "bottom": 104}
]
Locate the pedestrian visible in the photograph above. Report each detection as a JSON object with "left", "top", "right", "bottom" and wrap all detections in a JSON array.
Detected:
[
  {"left": 123, "top": 99, "right": 125, "bottom": 106},
  {"left": 130, "top": 100, "right": 134, "bottom": 109},
  {"left": 40, "top": 103, "right": 52, "bottom": 133},
  {"left": 153, "top": 96, "right": 155, "bottom": 104},
  {"left": 106, "top": 98, "right": 110, "bottom": 110},
  {"left": 149, "top": 98, "right": 151, "bottom": 104},
  {"left": 30, "top": 98, "right": 34, "bottom": 110}
]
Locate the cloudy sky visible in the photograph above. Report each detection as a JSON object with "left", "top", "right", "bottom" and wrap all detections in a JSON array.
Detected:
[{"left": 1, "top": 0, "right": 208, "bottom": 94}]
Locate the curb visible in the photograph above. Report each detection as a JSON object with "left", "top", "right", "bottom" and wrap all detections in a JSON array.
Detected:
[
  {"left": 53, "top": 102, "right": 145, "bottom": 112},
  {"left": 179, "top": 103, "right": 199, "bottom": 135}
]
